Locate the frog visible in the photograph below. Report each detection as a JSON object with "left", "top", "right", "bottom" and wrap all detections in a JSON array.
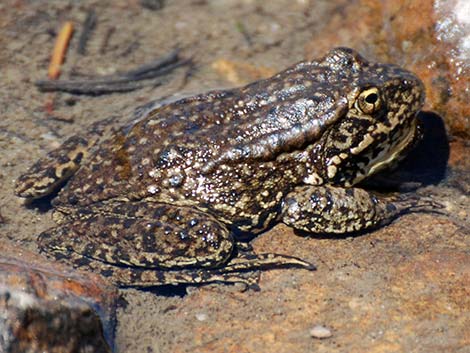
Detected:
[{"left": 15, "top": 47, "right": 434, "bottom": 288}]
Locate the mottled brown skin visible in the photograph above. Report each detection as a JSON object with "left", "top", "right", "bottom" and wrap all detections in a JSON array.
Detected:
[{"left": 16, "top": 48, "right": 432, "bottom": 287}]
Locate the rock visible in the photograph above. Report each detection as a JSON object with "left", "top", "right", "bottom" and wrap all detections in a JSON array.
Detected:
[
  {"left": 0, "top": 240, "right": 118, "bottom": 353},
  {"left": 309, "top": 325, "right": 333, "bottom": 339},
  {"left": 0, "top": 290, "right": 110, "bottom": 353},
  {"left": 195, "top": 312, "right": 208, "bottom": 321}
]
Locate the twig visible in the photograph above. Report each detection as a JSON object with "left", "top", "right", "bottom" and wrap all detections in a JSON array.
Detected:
[
  {"left": 0, "top": 127, "right": 32, "bottom": 143},
  {"left": 123, "top": 56, "right": 190, "bottom": 81},
  {"left": 100, "top": 26, "right": 115, "bottom": 54},
  {"left": 48, "top": 21, "right": 74, "bottom": 79},
  {"left": 124, "top": 49, "right": 179, "bottom": 78},
  {"left": 177, "top": 59, "right": 196, "bottom": 90},
  {"left": 36, "top": 80, "right": 152, "bottom": 95},
  {"left": 140, "top": 0, "right": 165, "bottom": 10},
  {"left": 235, "top": 21, "right": 253, "bottom": 46},
  {"left": 77, "top": 10, "right": 97, "bottom": 55},
  {"left": 121, "top": 41, "right": 140, "bottom": 57},
  {"left": 35, "top": 50, "right": 189, "bottom": 95}
]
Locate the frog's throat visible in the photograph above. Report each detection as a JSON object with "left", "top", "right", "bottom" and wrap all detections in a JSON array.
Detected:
[{"left": 356, "top": 119, "right": 418, "bottom": 183}]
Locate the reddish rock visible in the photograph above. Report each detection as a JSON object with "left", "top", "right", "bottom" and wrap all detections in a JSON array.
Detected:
[
  {"left": 449, "top": 139, "right": 470, "bottom": 170},
  {"left": 0, "top": 240, "right": 117, "bottom": 353},
  {"left": 390, "top": 250, "right": 470, "bottom": 318}
]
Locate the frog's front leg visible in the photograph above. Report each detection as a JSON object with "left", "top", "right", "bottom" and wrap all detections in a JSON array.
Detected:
[
  {"left": 15, "top": 117, "right": 117, "bottom": 199},
  {"left": 281, "top": 185, "right": 436, "bottom": 234}
]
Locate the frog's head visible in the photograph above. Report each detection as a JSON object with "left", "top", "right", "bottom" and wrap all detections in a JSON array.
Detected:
[{"left": 319, "top": 48, "right": 425, "bottom": 187}]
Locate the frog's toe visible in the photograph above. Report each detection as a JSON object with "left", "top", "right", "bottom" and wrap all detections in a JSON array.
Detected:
[
  {"left": 15, "top": 166, "right": 72, "bottom": 199},
  {"left": 393, "top": 194, "right": 446, "bottom": 215},
  {"left": 16, "top": 136, "right": 89, "bottom": 199},
  {"left": 235, "top": 241, "right": 254, "bottom": 253},
  {"left": 225, "top": 252, "right": 316, "bottom": 272}
]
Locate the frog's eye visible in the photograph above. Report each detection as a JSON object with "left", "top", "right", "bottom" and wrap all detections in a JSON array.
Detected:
[{"left": 357, "top": 87, "right": 381, "bottom": 114}]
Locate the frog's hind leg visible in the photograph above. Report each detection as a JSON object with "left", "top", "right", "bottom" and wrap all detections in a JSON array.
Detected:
[
  {"left": 42, "top": 245, "right": 313, "bottom": 288},
  {"left": 15, "top": 117, "right": 116, "bottom": 200},
  {"left": 38, "top": 201, "right": 236, "bottom": 271},
  {"left": 49, "top": 247, "right": 261, "bottom": 288},
  {"left": 39, "top": 228, "right": 261, "bottom": 288},
  {"left": 38, "top": 201, "right": 315, "bottom": 287},
  {"left": 41, "top": 231, "right": 313, "bottom": 288}
]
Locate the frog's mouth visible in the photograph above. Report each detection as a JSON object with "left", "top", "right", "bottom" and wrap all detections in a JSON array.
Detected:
[{"left": 352, "top": 118, "right": 420, "bottom": 184}]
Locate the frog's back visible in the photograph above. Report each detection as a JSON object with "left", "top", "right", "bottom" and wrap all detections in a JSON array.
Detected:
[{"left": 54, "top": 48, "right": 379, "bottom": 207}]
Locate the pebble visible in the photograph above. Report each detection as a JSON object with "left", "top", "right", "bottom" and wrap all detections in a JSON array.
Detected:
[
  {"left": 310, "top": 325, "right": 332, "bottom": 339},
  {"left": 195, "top": 312, "right": 208, "bottom": 321}
]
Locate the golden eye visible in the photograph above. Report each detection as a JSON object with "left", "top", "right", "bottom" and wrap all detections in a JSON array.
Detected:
[{"left": 357, "top": 87, "right": 381, "bottom": 114}]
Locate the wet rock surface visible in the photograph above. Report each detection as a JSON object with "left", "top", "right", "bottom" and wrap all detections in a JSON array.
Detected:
[
  {"left": 0, "top": 1, "right": 468, "bottom": 352},
  {"left": 0, "top": 240, "right": 117, "bottom": 353}
]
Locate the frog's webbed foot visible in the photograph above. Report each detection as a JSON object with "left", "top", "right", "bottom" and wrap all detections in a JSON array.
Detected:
[
  {"left": 233, "top": 242, "right": 315, "bottom": 269},
  {"left": 281, "top": 185, "right": 444, "bottom": 234},
  {"left": 223, "top": 251, "right": 316, "bottom": 271},
  {"left": 392, "top": 193, "right": 445, "bottom": 215},
  {"left": 15, "top": 117, "right": 116, "bottom": 200},
  {"left": 117, "top": 265, "right": 262, "bottom": 289},
  {"left": 115, "top": 248, "right": 316, "bottom": 288}
]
